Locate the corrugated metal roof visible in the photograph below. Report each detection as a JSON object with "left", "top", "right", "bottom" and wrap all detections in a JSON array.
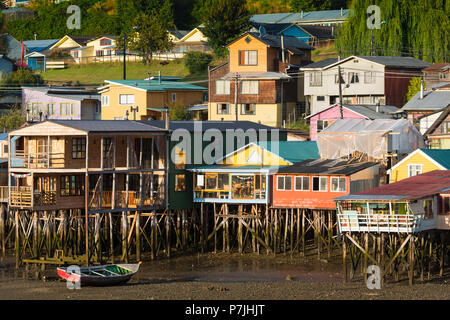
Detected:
[
  {"left": 306, "top": 104, "right": 399, "bottom": 119},
  {"left": 277, "top": 159, "right": 378, "bottom": 175},
  {"left": 46, "top": 94, "right": 100, "bottom": 101},
  {"left": 336, "top": 170, "right": 450, "bottom": 200},
  {"left": 23, "top": 39, "right": 59, "bottom": 52},
  {"left": 106, "top": 80, "right": 206, "bottom": 91},
  {"left": 420, "top": 149, "right": 450, "bottom": 169},
  {"left": 222, "top": 71, "right": 291, "bottom": 80},
  {"left": 246, "top": 32, "right": 314, "bottom": 50},
  {"left": 0, "top": 133, "right": 8, "bottom": 141},
  {"left": 141, "top": 120, "right": 282, "bottom": 132},
  {"left": 50, "top": 120, "right": 166, "bottom": 133},
  {"left": 401, "top": 90, "right": 450, "bottom": 111},
  {"left": 301, "top": 58, "right": 338, "bottom": 69},
  {"left": 250, "top": 10, "right": 350, "bottom": 24},
  {"left": 357, "top": 56, "right": 431, "bottom": 69}
]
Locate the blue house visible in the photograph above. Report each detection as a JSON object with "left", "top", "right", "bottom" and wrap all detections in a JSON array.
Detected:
[
  {"left": 0, "top": 34, "right": 29, "bottom": 61},
  {"left": 0, "top": 55, "right": 15, "bottom": 79}
]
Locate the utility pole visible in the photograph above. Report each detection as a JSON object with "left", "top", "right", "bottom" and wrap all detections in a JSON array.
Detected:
[
  {"left": 234, "top": 74, "right": 240, "bottom": 122},
  {"left": 123, "top": 33, "right": 127, "bottom": 80},
  {"left": 130, "top": 106, "right": 139, "bottom": 120},
  {"left": 338, "top": 66, "right": 344, "bottom": 119}
]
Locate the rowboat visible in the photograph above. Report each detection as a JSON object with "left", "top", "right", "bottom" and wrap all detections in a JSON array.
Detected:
[{"left": 57, "top": 263, "right": 140, "bottom": 286}]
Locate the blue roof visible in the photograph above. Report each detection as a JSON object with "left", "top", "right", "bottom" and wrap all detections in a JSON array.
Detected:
[
  {"left": 420, "top": 149, "right": 450, "bottom": 169},
  {"left": 250, "top": 10, "right": 350, "bottom": 24},
  {"left": 0, "top": 133, "right": 8, "bottom": 141},
  {"left": 24, "top": 39, "right": 59, "bottom": 52}
]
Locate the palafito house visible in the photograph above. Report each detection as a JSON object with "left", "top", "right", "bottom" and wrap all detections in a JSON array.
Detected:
[
  {"left": 208, "top": 31, "right": 314, "bottom": 128},
  {"left": 98, "top": 79, "right": 206, "bottom": 121},
  {"left": 422, "top": 104, "right": 450, "bottom": 149},
  {"left": 388, "top": 148, "right": 450, "bottom": 183}
]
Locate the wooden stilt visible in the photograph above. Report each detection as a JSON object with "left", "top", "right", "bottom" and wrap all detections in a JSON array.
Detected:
[{"left": 343, "top": 232, "right": 347, "bottom": 283}]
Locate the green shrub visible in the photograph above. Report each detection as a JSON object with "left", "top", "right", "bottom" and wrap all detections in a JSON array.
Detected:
[{"left": 184, "top": 51, "right": 213, "bottom": 74}]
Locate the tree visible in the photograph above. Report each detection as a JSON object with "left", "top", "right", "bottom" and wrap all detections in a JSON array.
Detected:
[
  {"left": 184, "top": 51, "right": 213, "bottom": 74},
  {"left": 0, "top": 107, "right": 26, "bottom": 132},
  {"left": 290, "top": 0, "right": 348, "bottom": 11},
  {"left": 406, "top": 77, "right": 422, "bottom": 102},
  {"left": 170, "top": 104, "right": 188, "bottom": 121},
  {"left": 125, "top": 13, "right": 174, "bottom": 64},
  {"left": 1, "top": 68, "right": 44, "bottom": 87},
  {"left": 194, "top": 0, "right": 250, "bottom": 57}
]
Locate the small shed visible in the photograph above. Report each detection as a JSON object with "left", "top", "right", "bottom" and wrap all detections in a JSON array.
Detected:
[
  {"left": 25, "top": 51, "right": 46, "bottom": 71},
  {"left": 316, "top": 119, "right": 425, "bottom": 160},
  {"left": 272, "top": 159, "right": 379, "bottom": 210}
]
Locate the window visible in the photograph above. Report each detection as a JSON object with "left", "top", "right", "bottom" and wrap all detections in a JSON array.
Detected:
[
  {"left": 119, "top": 94, "right": 135, "bottom": 105},
  {"left": 335, "top": 73, "right": 345, "bottom": 84},
  {"left": 60, "top": 103, "right": 75, "bottom": 116},
  {"left": 364, "top": 71, "right": 376, "bottom": 84},
  {"left": 240, "top": 80, "right": 259, "bottom": 94},
  {"left": 47, "top": 103, "right": 55, "bottom": 116},
  {"left": 441, "top": 121, "right": 450, "bottom": 134},
  {"left": 239, "top": 50, "right": 258, "bottom": 65},
  {"left": 317, "top": 96, "right": 325, "bottom": 101},
  {"left": 96, "top": 50, "right": 104, "bottom": 57},
  {"left": 408, "top": 164, "right": 422, "bottom": 177},
  {"left": 103, "top": 137, "right": 112, "bottom": 159},
  {"left": 295, "top": 176, "right": 309, "bottom": 191},
  {"left": 101, "top": 95, "right": 109, "bottom": 107},
  {"left": 172, "top": 93, "right": 176, "bottom": 102},
  {"left": 317, "top": 120, "right": 330, "bottom": 133},
  {"left": 215, "top": 80, "right": 230, "bottom": 95},
  {"left": 175, "top": 174, "right": 186, "bottom": 192},
  {"left": 440, "top": 197, "right": 450, "bottom": 215},
  {"left": 277, "top": 176, "right": 292, "bottom": 191},
  {"left": 100, "top": 38, "right": 112, "bottom": 46},
  {"left": 312, "top": 176, "right": 328, "bottom": 191},
  {"left": 349, "top": 72, "right": 359, "bottom": 83},
  {"left": 423, "top": 200, "right": 433, "bottom": 219},
  {"left": 95, "top": 103, "right": 100, "bottom": 114},
  {"left": 27, "top": 103, "right": 42, "bottom": 115},
  {"left": 60, "top": 175, "right": 84, "bottom": 196},
  {"left": 331, "top": 177, "right": 346, "bottom": 192},
  {"left": 73, "top": 51, "right": 79, "bottom": 59},
  {"left": 241, "top": 103, "right": 255, "bottom": 115},
  {"left": 106, "top": 50, "right": 112, "bottom": 56},
  {"left": 217, "top": 103, "right": 230, "bottom": 115},
  {"left": 3, "top": 145, "right": 8, "bottom": 154},
  {"left": 310, "top": 72, "right": 322, "bottom": 86},
  {"left": 72, "top": 137, "right": 86, "bottom": 159}
]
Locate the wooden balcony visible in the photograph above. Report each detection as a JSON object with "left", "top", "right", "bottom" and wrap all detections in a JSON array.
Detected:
[
  {"left": 10, "top": 186, "right": 32, "bottom": 207},
  {"left": 89, "top": 190, "right": 165, "bottom": 210},
  {"left": 337, "top": 211, "right": 426, "bottom": 233},
  {"left": 0, "top": 186, "right": 8, "bottom": 203},
  {"left": 12, "top": 151, "right": 65, "bottom": 169}
]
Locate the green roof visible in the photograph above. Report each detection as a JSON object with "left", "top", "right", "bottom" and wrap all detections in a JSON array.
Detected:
[
  {"left": 106, "top": 80, "right": 206, "bottom": 92},
  {"left": 256, "top": 141, "right": 319, "bottom": 163},
  {"left": 421, "top": 149, "right": 450, "bottom": 169}
]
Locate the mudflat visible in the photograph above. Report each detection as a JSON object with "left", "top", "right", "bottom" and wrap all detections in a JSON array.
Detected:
[{"left": 0, "top": 253, "right": 448, "bottom": 300}]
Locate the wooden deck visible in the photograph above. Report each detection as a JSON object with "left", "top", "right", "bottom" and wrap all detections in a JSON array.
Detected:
[{"left": 0, "top": 186, "right": 8, "bottom": 203}]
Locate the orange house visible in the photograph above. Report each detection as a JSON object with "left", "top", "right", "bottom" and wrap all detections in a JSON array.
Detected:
[{"left": 272, "top": 159, "right": 379, "bottom": 210}]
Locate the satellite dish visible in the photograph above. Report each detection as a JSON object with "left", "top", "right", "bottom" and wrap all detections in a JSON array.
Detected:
[{"left": 259, "top": 26, "right": 266, "bottom": 38}]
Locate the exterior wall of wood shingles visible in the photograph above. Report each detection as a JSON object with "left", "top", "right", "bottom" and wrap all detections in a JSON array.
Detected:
[{"left": 429, "top": 112, "right": 450, "bottom": 149}]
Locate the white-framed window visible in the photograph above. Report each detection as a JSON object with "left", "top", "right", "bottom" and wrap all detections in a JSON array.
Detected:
[
  {"left": 26, "top": 103, "right": 42, "bottom": 115},
  {"left": 277, "top": 176, "right": 292, "bottom": 191},
  {"left": 441, "top": 121, "right": 450, "bottom": 134},
  {"left": 331, "top": 177, "right": 346, "bottom": 192},
  {"left": 348, "top": 72, "right": 359, "bottom": 83},
  {"left": 119, "top": 94, "right": 135, "bottom": 105},
  {"left": 46, "top": 103, "right": 55, "bottom": 116},
  {"left": 240, "top": 80, "right": 259, "bottom": 94},
  {"left": 408, "top": 164, "right": 423, "bottom": 177},
  {"left": 172, "top": 93, "right": 177, "bottom": 102},
  {"left": 101, "top": 95, "right": 109, "bottom": 107},
  {"left": 312, "top": 176, "right": 328, "bottom": 192},
  {"left": 317, "top": 120, "right": 330, "bottom": 132},
  {"left": 364, "top": 71, "right": 376, "bottom": 84},
  {"left": 335, "top": 73, "right": 345, "bottom": 84},
  {"left": 294, "top": 176, "right": 309, "bottom": 191},
  {"left": 217, "top": 103, "right": 230, "bottom": 115},
  {"left": 310, "top": 72, "right": 322, "bottom": 86},
  {"left": 241, "top": 103, "right": 255, "bottom": 115},
  {"left": 60, "top": 103, "right": 75, "bottom": 116},
  {"left": 215, "top": 80, "right": 230, "bottom": 95},
  {"left": 239, "top": 50, "right": 258, "bottom": 65}
]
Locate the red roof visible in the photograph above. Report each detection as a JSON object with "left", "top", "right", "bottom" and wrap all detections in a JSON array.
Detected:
[
  {"left": 423, "top": 63, "right": 450, "bottom": 71},
  {"left": 355, "top": 170, "right": 450, "bottom": 199}
]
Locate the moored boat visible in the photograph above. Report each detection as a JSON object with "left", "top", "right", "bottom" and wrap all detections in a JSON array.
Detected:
[{"left": 57, "top": 263, "right": 140, "bottom": 286}]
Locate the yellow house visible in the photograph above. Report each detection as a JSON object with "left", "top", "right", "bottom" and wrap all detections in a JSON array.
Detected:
[
  {"left": 208, "top": 32, "right": 313, "bottom": 128},
  {"left": 99, "top": 79, "right": 206, "bottom": 120},
  {"left": 388, "top": 148, "right": 450, "bottom": 183},
  {"left": 172, "top": 27, "right": 210, "bottom": 53},
  {"left": 49, "top": 35, "right": 94, "bottom": 52}
]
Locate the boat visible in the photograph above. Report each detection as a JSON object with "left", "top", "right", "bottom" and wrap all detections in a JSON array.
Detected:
[{"left": 57, "top": 263, "right": 141, "bottom": 286}]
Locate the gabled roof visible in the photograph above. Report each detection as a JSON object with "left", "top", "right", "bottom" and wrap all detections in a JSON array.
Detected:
[
  {"left": 276, "top": 159, "right": 378, "bottom": 175},
  {"left": 48, "top": 120, "right": 165, "bottom": 133},
  {"left": 306, "top": 103, "right": 398, "bottom": 120},
  {"left": 249, "top": 22, "right": 301, "bottom": 35},
  {"left": 255, "top": 141, "right": 320, "bottom": 163},
  {"left": 335, "top": 170, "right": 450, "bottom": 200},
  {"left": 228, "top": 32, "right": 314, "bottom": 51},
  {"left": 424, "top": 106, "right": 450, "bottom": 136},
  {"left": 388, "top": 148, "right": 450, "bottom": 175},
  {"left": 169, "top": 30, "right": 190, "bottom": 40},
  {"left": 50, "top": 35, "right": 95, "bottom": 50},
  {"left": 250, "top": 10, "right": 351, "bottom": 25},
  {"left": 423, "top": 63, "right": 450, "bottom": 72},
  {"left": 299, "top": 25, "right": 334, "bottom": 39},
  {"left": 301, "top": 55, "right": 430, "bottom": 70},
  {"left": 23, "top": 39, "right": 59, "bottom": 52},
  {"left": 103, "top": 80, "right": 206, "bottom": 92},
  {"left": 401, "top": 90, "right": 450, "bottom": 111}
]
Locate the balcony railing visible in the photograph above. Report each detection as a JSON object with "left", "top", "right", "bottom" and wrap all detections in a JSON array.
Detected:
[
  {"left": 0, "top": 186, "right": 8, "bottom": 203},
  {"left": 12, "top": 151, "right": 65, "bottom": 169},
  {"left": 89, "top": 190, "right": 165, "bottom": 210},
  {"left": 337, "top": 211, "right": 425, "bottom": 233},
  {"left": 34, "top": 191, "right": 57, "bottom": 206},
  {"left": 9, "top": 186, "right": 32, "bottom": 207}
]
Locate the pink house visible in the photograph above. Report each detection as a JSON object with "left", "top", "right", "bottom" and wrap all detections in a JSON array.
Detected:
[{"left": 306, "top": 103, "right": 399, "bottom": 140}]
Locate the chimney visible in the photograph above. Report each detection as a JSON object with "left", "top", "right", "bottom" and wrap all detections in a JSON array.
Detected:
[
  {"left": 164, "top": 108, "right": 170, "bottom": 130},
  {"left": 281, "top": 34, "right": 285, "bottom": 63},
  {"left": 341, "top": 8, "right": 343, "bottom": 16},
  {"left": 420, "top": 79, "right": 424, "bottom": 99}
]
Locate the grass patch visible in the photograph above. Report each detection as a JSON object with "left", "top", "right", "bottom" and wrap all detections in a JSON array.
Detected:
[
  {"left": 41, "top": 59, "right": 191, "bottom": 86},
  {"left": 312, "top": 43, "right": 338, "bottom": 62}
]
